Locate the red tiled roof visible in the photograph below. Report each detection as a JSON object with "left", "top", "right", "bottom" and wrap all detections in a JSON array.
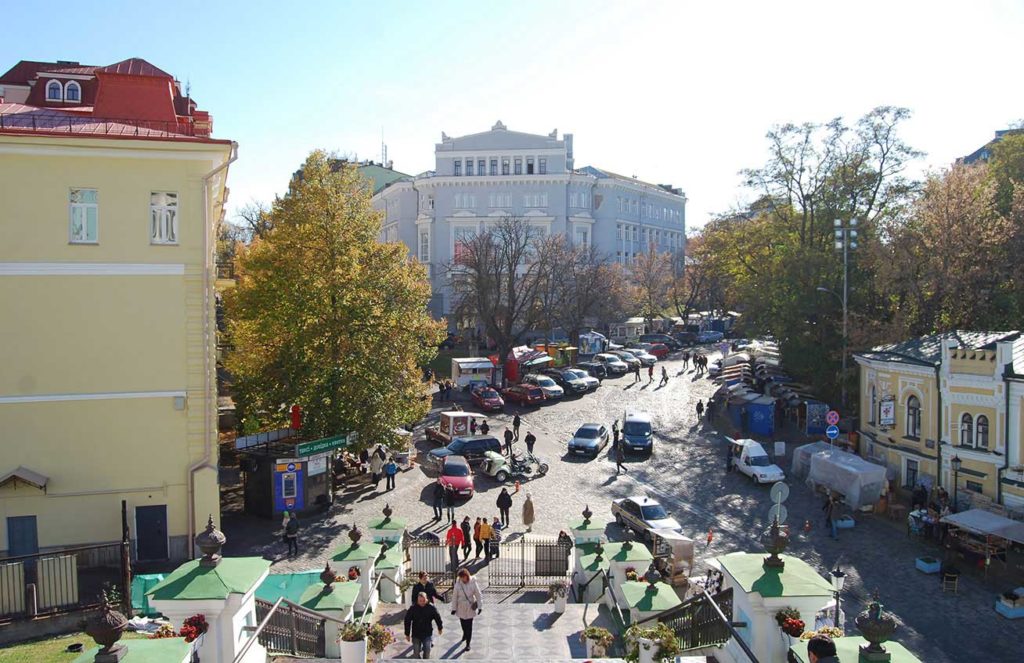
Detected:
[
  {"left": 0, "top": 102, "right": 225, "bottom": 142},
  {"left": 42, "top": 65, "right": 100, "bottom": 76},
  {"left": 96, "top": 58, "right": 172, "bottom": 78},
  {"left": 0, "top": 60, "right": 96, "bottom": 85}
]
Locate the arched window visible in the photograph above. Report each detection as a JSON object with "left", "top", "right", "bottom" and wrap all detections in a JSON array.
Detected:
[
  {"left": 976, "top": 415, "right": 989, "bottom": 449},
  {"left": 960, "top": 413, "right": 973, "bottom": 447},
  {"left": 906, "top": 395, "right": 921, "bottom": 438},
  {"left": 46, "top": 80, "right": 63, "bottom": 101},
  {"left": 64, "top": 81, "right": 81, "bottom": 102}
]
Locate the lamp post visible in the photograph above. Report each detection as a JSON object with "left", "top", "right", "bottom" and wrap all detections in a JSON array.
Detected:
[
  {"left": 951, "top": 455, "right": 962, "bottom": 513},
  {"left": 830, "top": 564, "right": 846, "bottom": 628},
  {"left": 818, "top": 217, "right": 857, "bottom": 411},
  {"left": 816, "top": 285, "right": 847, "bottom": 410}
]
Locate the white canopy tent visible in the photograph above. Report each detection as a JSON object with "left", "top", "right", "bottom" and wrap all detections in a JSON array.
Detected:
[
  {"left": 941, "top": 509, "right": 1024, "bottom": 545},
  {"left": 792, "top": 442, "right": 888, "bottom": 509}
]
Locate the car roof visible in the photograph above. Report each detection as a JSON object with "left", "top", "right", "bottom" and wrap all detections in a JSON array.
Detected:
[
  {"left": 442, "top": 455, "right": 470, "bottom": 467},
  {"left": 625, "top": 495, "right": 660, "bottom": 505},
  {"left": 623, "top": 410, "right": 652, "bottom": 422},
  {"left": 577, "top": 423, "right": 603, "bottom": 431},
  {"left": 452, "top": 435, "right": 499, "bottom": 443}
]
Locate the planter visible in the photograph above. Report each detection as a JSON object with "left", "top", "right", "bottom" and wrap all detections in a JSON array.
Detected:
[
  {"left": 637, "top": 636, "right": 657, "bottom": 663},
  {"left": 585, "top": 638, "right": 608, "bottom": 658},
  {"left": 915, "top": 556, "right": 941, "bottom": 574},
  {"left": 554, "top": 594, "right": 567, "bottom": 613},
  {"left": 339, "top": 637, "right": 367, "bottom": 663},
  {"left": 835, "top": 515, "right": 856, "bottom": 529}
]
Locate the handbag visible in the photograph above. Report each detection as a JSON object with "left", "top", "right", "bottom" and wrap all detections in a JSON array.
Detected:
[{"left": 460, "top": 582, "right": 479, "bottom": 612}]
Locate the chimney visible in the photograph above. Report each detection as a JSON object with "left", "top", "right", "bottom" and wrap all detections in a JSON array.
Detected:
[
  {"left": 387, "top": 160, "right": 394, "bottom": 169},
  {"left": 565, "top": 133, "right": 574, "bottom": 171}
]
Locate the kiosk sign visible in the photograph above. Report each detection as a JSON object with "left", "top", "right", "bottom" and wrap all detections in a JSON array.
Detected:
[{"left": 296, "top": 434, "right": 348, "bottom": 457}]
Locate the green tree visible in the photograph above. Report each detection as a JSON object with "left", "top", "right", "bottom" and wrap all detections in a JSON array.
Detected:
[{"left": 225, "top": 151, "right": 444, "bottom": 446}]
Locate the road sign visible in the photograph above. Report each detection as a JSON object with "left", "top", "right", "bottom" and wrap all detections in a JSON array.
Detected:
[
  {"left": 826, "top": 425, "right": 840, "bottom": 440},
  {"left": 295, "top": 434, "right": 348, "bottom": 457},
  {"left": 769, "top": 504, "right": 788, "bottom": 525},
  {"left": 770, "top": 482, "right": 790, "bottom": 504},
  {"left": 826, "top": 410, "right": 840, "bottom": 426}
]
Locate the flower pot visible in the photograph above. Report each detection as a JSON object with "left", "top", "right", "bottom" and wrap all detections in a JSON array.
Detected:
[
  {"left": 554, "top": 594, "right": 567, "bottom": 613},
  {"left": 585, "top": 638, "right": 607, "bottom": 658},
  {"left": 339, "top": 637, "right": 367, "bottom": 663}
]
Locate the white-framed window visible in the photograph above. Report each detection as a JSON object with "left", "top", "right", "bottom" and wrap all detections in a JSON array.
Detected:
[
  {"left": 906, "top": 395, "right": 921, "bottom": 438},
  {"left": 453, "top": 226, "right": 476, "bottom": 262},
  {"left": 419, "top": 230, "right": 430, "bottom": 263},
  {"left": 526, "top": 157, "right": 535, "bottom": 174},
  {"left": 477, "top": 159, "right": 486, "bottom": 176},
  {"left": 421, "top": 196, "right": 434, "bottom": 210},
  {"left": 976, "top": 415, "right": 989, "bottom": 449},
  {"left": 616, "top": 223, "right": 623, "bottom": 240},
  {"left": 489, "top": 159, "right": 498, "bottom": 176},
  {"left": 514, "top": 157, "right": 522, "bottom": 175},
  {"left": 904, "top": 458, "right": 919, "bottom": 489},
  {"left": 575, "top": 227, "right": 589, "bottom": 247},
  {"left": 69, "top": 188, "right": 98, "bottom": 243},
  {"left": 466, "top": 160, "right": 474, "bottom": 176},
  {"left": 150, "top": 191, "right": 179, "bottom": 244},
  {"left": 46, "top": 80, "right": 62, "bottom": 101},
  {"left": 64, "top": 81, "right": 81, "bottom": 103},
  {"left": 960, "top": 413, "right": 973, "bottom": 446},
  {"left": 502, "top": 157, "right": 510, "bottom": 175},
  {"left": 539, "top": 158, "right": 547, "bottom": 174},
  {"left": 454, "top": 160, "right": 462, "bottom": 176}
]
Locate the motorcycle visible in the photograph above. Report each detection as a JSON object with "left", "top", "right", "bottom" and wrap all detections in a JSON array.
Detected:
[{"left": 479, "top": 450, "right": 549, "bottom": 483}]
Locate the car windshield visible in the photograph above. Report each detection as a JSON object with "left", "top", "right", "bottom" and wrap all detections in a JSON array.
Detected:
[
  {"left": 749, "top": 455, "right": 771, "bottom": 467},
  {"left": 575, "top": 427, "right": 600, "bottom": 439},
  {"left": 536, "top": 377, "right": 555, "bottom": 387},
  {"left": 641, "top": 505, "right": 668, "bottom": 520},
  {"left": 443, "top": 463, "right": 470, "bottom": 477},
  {"left": 447, "top": 440, "right": 465, "bottom": 453},
  {"left": 567, "top": 370, "right": 587, "bottom": 379},
  {"left": 528, "top": 388, "right": 543, "bottom": 397},
  {"left": 618, "top": 352, "right": 636, "bottom": 360},
  {"left": 478, "top": 389, "right": 499, "bottom": 399},
  {"left": 624, "top": 422, "right": 651, "bottom": 436}
]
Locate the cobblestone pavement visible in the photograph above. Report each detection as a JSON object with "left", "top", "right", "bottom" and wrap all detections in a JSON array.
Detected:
[{"left": 223, "top": 350, "right": 1023, "bottom": 663}]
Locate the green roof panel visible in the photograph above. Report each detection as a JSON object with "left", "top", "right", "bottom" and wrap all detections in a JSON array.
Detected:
[
  {"left": 299, "top": 581, "right": 360, "bottom": 612},
  {"left": 73, "top": 637, "right": 191, "bottom": 663},
  {"left": 147, "top": 558, "right": 270, "bottom": 601},
  {"left": 718, "top": 553, "right": 832, "bottom": 599},
  {"left": 603, "top": 542, "right": 653, "bottom": 563},
  {"left": 618, "top": 581, "right": 683, "bottom": 612}
]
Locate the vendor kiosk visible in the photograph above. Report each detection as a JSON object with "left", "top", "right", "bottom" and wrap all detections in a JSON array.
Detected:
[{"left": 238, "top": 433, "right": 350, "bottom": 517}]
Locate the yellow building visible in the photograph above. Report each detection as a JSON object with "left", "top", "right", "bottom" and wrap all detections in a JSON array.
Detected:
[
  {"left": 854, "top": 331, "right": 1024, "bottom": 512},
  {"left": 0, "top": 59, "right": 235, "bottom": 561}
]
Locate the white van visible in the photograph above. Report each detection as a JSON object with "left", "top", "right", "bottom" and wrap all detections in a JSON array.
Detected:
[{"left": 729, "top": 438, "right": 785, "bottom": 484}]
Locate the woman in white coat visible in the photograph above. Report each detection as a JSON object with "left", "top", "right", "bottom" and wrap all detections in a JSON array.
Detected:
[
  {"left": 368, "top": 449, "right": 384, "bottom": 488},
  {"left": 451, "top": 567, "right": 483, "bottom": 651}
]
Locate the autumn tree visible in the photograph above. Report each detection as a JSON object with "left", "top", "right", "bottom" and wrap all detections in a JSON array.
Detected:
[
  {"left": 225, "top": 151, "right": 444, "bottom": 446},
  {"left": 630, "top": 245, "right": 674, "bottom": 329}
]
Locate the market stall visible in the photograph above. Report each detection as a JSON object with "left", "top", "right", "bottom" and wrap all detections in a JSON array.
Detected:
[
  {"left": 792, "top": 442, "right": 887, "bottom": 509},
  {"left": 940, "top": 509, "right": 1024, "bottom": 569}
]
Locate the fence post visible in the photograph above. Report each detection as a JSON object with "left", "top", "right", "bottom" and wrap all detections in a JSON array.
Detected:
[
  {"left": 289, "top": 605, "right": 298, "bottom": 654},
  {"left": 120, "top": 500, "right": 133, "bottom": 614}
]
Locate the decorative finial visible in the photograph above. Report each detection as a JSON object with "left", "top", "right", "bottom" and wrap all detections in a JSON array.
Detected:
[
  {"left": 594, "top": 541, "right": 604, "bottom": 560},
  {"left": 622, "top": 528, "right": 633, "bottom": 551},
  {"left": 383, "top": 504, "right": 393, "bottom": 521},
  {"left": 348, "top": 523, "right": 362, "bottom": 546},
  {"left": 320, "top": 562, "right": 335, "bottom": 592},
  {"left": 582, "top": 505, "right": 593, "bottom": 523},
  {"left": 84, "top": 595, "right": 128, "bottom": 660},
  {"left": 644, "top": 563, "right": 662, "bottom": 590},
  {"left": 855, "top": 590, "right": 897, "bottom": 661},
  {"left": 761, "top": 518, "right": 789, "bottom": 569},
  {"left": 195, "top": 514, "right": 226, "bottom": 567},
  {"left": 492, "top": 120, "right": 506, "bottom": 131}
]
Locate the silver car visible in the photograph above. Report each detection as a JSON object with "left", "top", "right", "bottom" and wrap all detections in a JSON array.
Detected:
[
  {"left": 609, "top": 350, "right": 642, "bottom": 370},
  {"left": 523, "top": 374, "right": 564, "bottom": 399},
  {"left": 611, "top": 495, "right": 682, "bottom": 543},
  {"left": 565, "top": 368, "right": 600, "bottom": 391},
  {"left": 567, "top": 423, "right": 610, "bottom": 457}
]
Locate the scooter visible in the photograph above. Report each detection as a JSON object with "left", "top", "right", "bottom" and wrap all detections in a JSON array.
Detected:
[{"left": 480, "top": 450, "right": 549, "bottom": 483}]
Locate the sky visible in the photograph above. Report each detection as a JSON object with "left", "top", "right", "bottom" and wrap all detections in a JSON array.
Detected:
[{"left": 4, "top": 0, "right": 1023, "bottom": 228}]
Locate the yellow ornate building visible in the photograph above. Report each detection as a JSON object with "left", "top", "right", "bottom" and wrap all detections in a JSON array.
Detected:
[
  {"left": 854, "top": 331, "right": 1024, "bottom": 512},
  {"left": 0, "top": 59, "right": 235, "bottom": 560}
]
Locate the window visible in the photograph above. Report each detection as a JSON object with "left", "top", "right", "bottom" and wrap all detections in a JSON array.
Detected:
[
  {"left": 46, "top": 80, "right": 62, "bottom": 101},
  {"left": 616, "top": 224, "right": 623, "bottom": 240},
  {"left": 976, "top": 415, "right": 989, "bottom": 449},
  {"left": 965, "top": 480, "right": 984, "bottom": 494},
  {"left": 904, "top": 459, "right": 919, "bottom": 489},
  {"left": 465, "top": 160, "right": 473, "bottom": 176},
  {"left": 538, "top": 158, "right": 547, "bottom": 174},
  {"left": 526, "top": 157, "right": 534, "bottom": 174},
  {"left": 502, "top": 158, "right": 510, "bottom": 175},
  {"left": 906, "top": 395, "right": 921, "bottom": 438},
  {"left": 490, "top": 159, "right": 497, "bottom": 176},
  {"left": 454, "top": 227, "right": 475, "bottom": 262},
  {"left": 69, "top": 188, "right": 98, "bottom": 243},
  {"left": 419, "top": 230, "right": 430, "bottom": 263},
  {"left": 960, "top": 413, "right": 973, "bottom": 446},
  {"left": 869, "top": 386, "right": 877, "bottom": 424},
  {"left": 150, "top": 192, "right": 179, "bottom": 244},
  {"left": 454, "top": 161, "right": 461, "bottom": 176},
  {"left": 478, "top": 159, "right": 486, "bottom": 176},
  {"left": 514, "top": 157, "right": 522, "bottom": 175},
  {"left": 575, "top": 227, "right": 589, "bottom": 247},
  {"left": 282, "top": 472, "right": 297, "bottom": 499},
  {"left": 64, "top": 81, "right": 81, "bottom": 102}
]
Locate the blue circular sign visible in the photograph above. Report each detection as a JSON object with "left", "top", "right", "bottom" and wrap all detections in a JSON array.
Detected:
[
  {"left": 825, "top": 425, "right": 840, "bottom": 440},
  {"left": 287, "top": 463, "right": 296, "bottom": 471}
]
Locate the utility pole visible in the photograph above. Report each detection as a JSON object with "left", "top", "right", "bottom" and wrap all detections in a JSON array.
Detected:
[{"left": 818, "top": 218, "right": 857, "bottom": 411}]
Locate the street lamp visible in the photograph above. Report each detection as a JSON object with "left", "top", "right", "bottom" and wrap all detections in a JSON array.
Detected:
[
  {"left": 830, "top": 564, "right": 846, "bottom": 628},
  {"left": 951, "top": 455, "right": 963, "bottom": 513},
  {"left": 816, "top": 285, "right": 848, "bottom": 410}
]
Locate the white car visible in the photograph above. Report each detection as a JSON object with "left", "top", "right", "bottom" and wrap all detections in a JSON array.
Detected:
[
  {"left": 564, "top": 368, "right": 600, "bottom": 391},
  {"left": 523, "top": 374, "right": 564, "bottom": 400},
  {"left": 611, "top": 495, "right": 682, "bottom": 543},
  {"left": 729, "top": 438, "right": 786, "bottom": 484},
  {"left": 595, "top": 353, "right": 629, "bottom": 374},
  {"left": 628, "top": 348, "right": 658, "bottom": 365}
]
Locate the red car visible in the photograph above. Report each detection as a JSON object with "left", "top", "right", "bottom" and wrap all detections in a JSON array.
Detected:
[
  {"left": 438, "top": 455, "right": 474, "bottom": 497},
  {"left": 471, "top": 387, "right": 505, "bottom": 412},
  {"left": 502, "top": 384, "right": 545, "bottom": 406},
  {"left": 648, "top": 343, "right": 670, "bottom": 359}
]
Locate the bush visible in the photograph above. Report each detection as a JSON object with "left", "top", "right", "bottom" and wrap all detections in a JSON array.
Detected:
[
  {"left": 581, "top": 625, "right": 614, "bottom": 647},
  {"left": 624, "top": 622, "right": 681, "bottom": 662}
]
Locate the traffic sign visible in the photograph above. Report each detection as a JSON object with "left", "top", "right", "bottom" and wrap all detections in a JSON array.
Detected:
[
  {"left": 826, "top": 410, "right": 840, "bottom": 426},
  {"left": 825, "top": 425, "right": 840, "bottom": 440},
  {"left": 769, "top": 504, "right": 788, "bottom": 525},
  {"left": 770, "top": 482, "right": 790, "bottom": 504}
]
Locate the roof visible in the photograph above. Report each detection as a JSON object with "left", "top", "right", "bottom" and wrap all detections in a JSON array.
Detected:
[
  {"left": 602, "top": 541, "right": 653, "bottom": 563},
  {"left": 330, "top": 542, "right": 381, "bottom": 562},
  {"left": 858, "top": 331, "right": 1020, "bottom": 367},
  {"left": 0, "top": 60, "right": 99, "bottom": 85},
  {"left": 375, "top": 544, "right": 404, "bottom": 570},
  {"left": 578, "top": 165, "right": 685, "bottom": 197},
  {"left": 788, "top": 636, "right": 922, "bottom": 663},
  {"left": 366, "top": 514, "right": 408, "bottom": 531},
  {"left": 567, "top": 515, "right": 608, "bottom": 531},
  {"left": 73, "top": 638, "right": 191, "bottom": 663},
  {"left": 0, "top": 466, "right": 48, "bottom": 491},
  {"left": 357, "top": 163, "right": 410, "bottom": 194},
  {"left": 147, "top": 557, "right": 270, "bottom": 601},
  {"left": 718, "top": 552, "right": 833, "bottom": 598},
  {"left": 96, "top": 58, "right": 172, "bottom": 78},
  {"left": 618, "top": 581, "right": 683, "bottom": 611},
  {"left": 0, "top": 102, "right": 229, "bottom": 144},
  {"left": 256, "top": 571, "right": 324, "bottom": 604},
  {"left": 299, "top": 580, "right": 360, "bottom": 612},
  {"left": 940, "top": 508, "right": 1024, "bottom": 544}
]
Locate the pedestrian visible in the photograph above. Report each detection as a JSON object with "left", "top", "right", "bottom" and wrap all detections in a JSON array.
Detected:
[
  {"left": 696, "top": 400, "right": 705, "bottom": 419},
  {"left": 634, "top": 365, "right": 641, "bottom": 383},
  {"left": 660, "top": 366, "right": 669, "bottom": 386},
  {"left": 451, "top": 568, "right": 483, "bottom": 652},
  {"left": 472, "top": 517, "right": 483, "bottom": 559},
  {"left": 496, "top": 487, "right": 513, "bottom": 527},
  {"left": 726, "top": 443, "right": 734, "bottom": 472},
  {"left": 524, "top": 431, "right": 536, "bottom": 456},
  {"left": 490, "top": 517, "right": 503, "bottom": 559},
  {"left": 384, "top": 456, "right": 398, "bottom": 491},
  {"left": 479, "top": 517, "right": 493, "bottom": 561},
  {"left": 432, "top": 482, "right": 445, "bottom": 521},
  {"left": 359, "top": 447, "right": 370, "bottom": 474},
  {"left": 283, "top": 511, "right": 299, "bottom": 557},
  {"left": 523, "top": 493, "right": 535, "bottom": 532},
  {"left": 503, "top": 428, "right": 514, "bottom": 456},
  {"left": 682, "top": 350, "right": 690, "bottom": 368},
  {"left": 612, "top": 419, "right": 619, "bottom": 442},
  {"left": 445, "top": 520, "right": 464, "bottom": 572},
  {"left": 470, "top": 418, "right": 477, "bottom": 435},
  {"left": 615, "top": 441, "right": 627, "bottom": 475},
  {"left": 512, "top": 414, "right": 521, "bottom": 440},
  {"left": 705, "top": 526, "right": 714, "bottom": 550},
  {"left": 823, "top": 495, "right": 838, "bottom": 540},
  {"left": 410, "top": 571, "right": 445, "bottom": 604},
  {"left": 479, "top": 420, "right": 489, "bottom": 435},
  {"left": 405, "top": 591, "right": 444, "bottom": 659},
  {"left": 460, "top": 516, "right": 472, "bottom": 560},
  {"left": 444, "top": 483, "right": 456, "bottom": 523},
  {"left": 369, "top": 449, "right": 384, "bottom": 487},
  {"left": 648, "top": 364, "right": 654, "bottom": 383},
  {"left": 806, "top": 633, "right": 840, "bottom": 663}
]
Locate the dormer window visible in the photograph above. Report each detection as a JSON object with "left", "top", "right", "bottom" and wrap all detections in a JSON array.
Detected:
[
  {"left": 46, "top": 80, "right": 63, "bottom": 101},
  {"left": 64, "top": 81, "right": 81, "bottom": 103}
]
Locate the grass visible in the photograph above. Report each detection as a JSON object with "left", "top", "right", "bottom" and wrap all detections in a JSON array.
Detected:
[{"left": 0, "top": 631, "right": 147, "bottom": 663}]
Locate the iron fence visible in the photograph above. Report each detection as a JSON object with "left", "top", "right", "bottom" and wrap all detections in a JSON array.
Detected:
[
  {"left": 253, "top": 597, "right": 326, "bottom": 657},
  {"left": 0, "top": 111, "right": 196, "bottom": 137},
  {"left": 408, "top": 539, "right": 454, "bottom": 596},
  {"left": 0, "top": 541, "right": 129, "bottom": 622},
  {"left": 488, "top": 536, "right": 571, "bottom": 588}
]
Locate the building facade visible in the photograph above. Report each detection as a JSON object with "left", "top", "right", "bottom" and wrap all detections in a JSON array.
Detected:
[
  {"left": 854, "top": 331, "right": 1024, "bottom": 511},
  {"left": 371, "top": 121, "right": 687, "bottom": 318},
  {"left": 0, "top": 58, "right": 234, "bottom": 561}
]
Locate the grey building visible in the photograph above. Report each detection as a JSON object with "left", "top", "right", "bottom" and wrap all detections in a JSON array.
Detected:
[
  {"left": 958, "top": 128, "right": 1023, "bottom": 165},
  {"left": 373, "top": 121, "right": 687, "bottom": 318}
]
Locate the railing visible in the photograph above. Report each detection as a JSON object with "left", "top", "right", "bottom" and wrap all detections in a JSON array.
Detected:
[
  {"left": 0, "top": 111, "right": 198, "bottom": 137},
  {"left": 636, "top": 587, "right": 758, "bottom": 662},
  {"left": 249, "top": 596, "right": 334, "bottom": 659},
  {"left": 603, "top": 574, "right": 629, "bottom": 630},
  {"left": 487, "top": 537, "right": 571, "bottom": 588}
]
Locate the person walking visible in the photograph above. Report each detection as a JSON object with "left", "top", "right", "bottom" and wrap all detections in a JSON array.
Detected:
[
  {"left": 444, "top": 484, "right": 456, "bottom": 523},
  {"left": 460, "top": 516, "right": 472, "bottom": 560},
  {"left": 726, "top": 443, "right": 734, "bottom": 472},
  {"left": 369, "top": 450, "right": 384, "bottom": 488},
  {"left": 496, "top": 488, "right": 513, "bottom": 527},
  {"left": 524, "top": 431, "right": 537, "bottom": 456},
  {"left": 490, "top": 517, "right": 503, "bottom": 559},
  {"left": 512, "top": 414, "right": 521, "bottom": 440},
  {"left": 479, "top": 420, "right": 490, "bottom": 435},
  {"left": 479, "top": 517, "right": 493, "bottom": 562},
  {"left": 405, "top": 591, "right": 443, "bottom": 659},
  {"left": 611, "top": 419, "right": 619, "bottom": 442},
  {"left": 647, "top": 364, "right": 655, "bottom": 383},
  {"left": 615, "top": 439, "right": 627, "bottom": 475},
  {"left": 682, "top": 350, "right": 690, "bottom": 369},
  {"left": 472, "top": 517, "right": 483, "bottom": 559},
  {"left": 503, "top": 428, "right": 514, "bottom": 456},
  {"left": 384, "top": 456, "right": 398, "bottom": 491},
  {"left": 432, "top": 482, "right": 445, "bottom": 521},
  {"left": 633, "top": 364, "right": 641, "bottom": 383},
  {"left": 696, "top": 399, "right": 705, "bottom": 420},
  {"left": 410, "top": 571, "right": 445, "bottom": 605},
  {"left": 660, "top": 366, "right": 669, "bottom": 386},
  {"left": 823, "top": 495, "right": 838, "bottom": 540},
  {"left": 470, "top": 418, "right": 478, "bottom": 435},
  {"left": 522, "top": 493, "right": 535, "bottom": 532},
  {"left": 283, "top": 511, "right": 299, "bottom": 557},
  {"left": 445, "top": 521, "right": 465, "bottom": 572},
  {"left": 358, "top": 447, "right": 370, "bottom": 474},
  {"left": 451, "top": 568, "right": 483, "bottom": 652}
]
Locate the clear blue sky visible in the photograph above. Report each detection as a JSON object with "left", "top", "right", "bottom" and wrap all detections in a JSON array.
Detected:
[{"left": 4, "top": 0, "right": 1023, "bottom": 227}]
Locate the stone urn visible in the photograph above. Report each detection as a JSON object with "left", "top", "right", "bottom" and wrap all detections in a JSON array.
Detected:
[
  {"left": 320, "top": 562, "right": 336, "bottom": 592},
  {"left": 84, "top": 599, "right": 128, "bottom": 662},
  {"left": 195, "top": 514, "right": 226, "bottom": 567},
  {"left": 348, "top": 523, "right": 363, "bottom": 546},
  {"left": 761, "top": 518, "right": 789, "bottom": 568},
  {"left": 855, "top": 593, "right": 897, "bottom": 662}
]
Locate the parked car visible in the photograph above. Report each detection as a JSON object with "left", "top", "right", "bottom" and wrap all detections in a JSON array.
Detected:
[
  {"left": 594, "top": 353, "right": 629, "bottom": 375},
  {"left": 522, "top": 374, "right": 565, "bottom": 400},
  {"left": 428, "top": 435, "right": 503, "bottom": 469},
  {"left": 567, "top": 423, "right": 610, "bottom": 457},
  {"left": 640, "top": 333, "right": 681, "bottom": 350},
  {"left": 646, "top": 343, "right": 670, "bottom": 359},
  {"left": 470, "top": 387, "right": 504, "bottom": 412},
  {"left": 610, "top": 350, "right": 645, "bottom": 369},
  {"left": 696, "top": 330, "right": 725, "bottom": 343},
  {"left": 728, "top": 438, "right": 786, "bottom": 484},
  {"left": 672, "top": 331, "right": 697, "bottom": 345},
  {"left": 611, "top": 495, "right": 682, "bottom": 543},
  {"left": 563, "top": 368, "right": 600, "bottom": 391},
  {"left": 502, "top": 384, "right": 546, "bottom": 406},
  {"left": 438, "top": 455, "right": 474, "bottom": 496},
  {"left": 625, "top": 347, "right": 658, "bottom": 366},
  {"left": 622, "top": 410, "right": 655, "bottom": 454},
  {"left": 577, "top": 361, "right": 609, "bottom": 380},
  {"left": 542, "top": 368, "right": 590, "bottom": 394}
]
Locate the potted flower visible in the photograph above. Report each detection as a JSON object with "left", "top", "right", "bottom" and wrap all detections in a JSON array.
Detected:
[
  {"left": 775, "top": 607, "right": 804, "bottom": 643},
  {"left": 338, "top": 622, "right": 367, "bottom": 663},
  {"left": 800, "top": 626, "right": 844, "bottom": 640},
  {"left": 581, "top": 625, "right": 614, "bottom": 657},
  {"left": 366, "top": 622, "right": 396, "bottom": 658},
  {"left": 179, "top": 614, "right": 208, "bottom": 644},
  {"left": 624, "top": 566, "right": 639, "bottom": 582},
  {"left": 549, "top": 580, "right": 569, "bottom": 613},
  {"left": 624, "top": 622, "right": 681, "bottom": 663},
  {"left": 348, "top": 566, "right": 361, "bottom": 581}
]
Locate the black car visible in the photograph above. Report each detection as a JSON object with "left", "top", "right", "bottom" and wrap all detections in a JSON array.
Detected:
[
  {"left": 671, "top": 331, "right": 697, "bottom": 345},
  {"left": 577, "top": 361, "right": 608, "bottom": 380},
  {"left": 428, "top": 435, "right": 503, "bottom": 469},
  {"left": 639, "top": 333, "right": 681, "bottom": 350},
  {"left": 541, "top": 368, "right": 589, "bottom": 394}
]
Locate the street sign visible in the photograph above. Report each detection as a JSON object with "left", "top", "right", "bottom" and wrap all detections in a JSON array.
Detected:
[
  {"left": 769, "top": 504, "right": 788, "bottom": 525},
  {"left": 295, "top": 434, "right": 348, "bottom": 457},
  {"left": 825, "top": 425, "right": 840, "bottom": 440},
  {"left": 770, "top": 482, "right": 790, "bottom": 504},
  {"left": 826, "top": 410, "right": 840, "bottom": 426}
]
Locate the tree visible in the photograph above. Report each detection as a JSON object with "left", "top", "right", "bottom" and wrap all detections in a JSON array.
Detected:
[
  {"left": 234, "top": 200, "right": 274, "bottom": 242},
  {"left": 224, "top": 151, "right": 444, "bottom": 446},
  {"left": 630, "top": 245, "right": 673, "bottom": 329},
  {"left": 542, "top": 238, "right": 629, "bottom": 344}
]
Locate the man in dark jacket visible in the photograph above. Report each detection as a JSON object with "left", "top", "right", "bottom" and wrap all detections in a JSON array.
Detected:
[
  {"left": 432, "top": 482, "right": 445, "bottom": 521},
  {"left": 496, "top": 488, "right": 513, "bottom": 526},
  {"left": 503, "top": 428, "right": 514, "bottom": 456},
  {"left": 409, "top": 572, "right": 445, "bottom": 604},
  {"left": 524, "top": 431, "right": 537, "bottom": 455},
  {"left": 806, "top": 634, "right": 839, "bottom": 663},
  {"left": 443, "top": 484, "right": 456, "bottom": 523},
  {"left": 512, "top": 414, "right": 521, "bottom": 440},
  {"left": 404, "top": 591, "right": 443, "bottom": 659}
]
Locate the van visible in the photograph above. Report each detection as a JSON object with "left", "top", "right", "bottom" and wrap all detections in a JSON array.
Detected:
[
  {"left": 622, "top": 410, "right": 654, "bottom": 454},
  {"left": 728, "top": 438, "right": 785, "bottom": 484}
]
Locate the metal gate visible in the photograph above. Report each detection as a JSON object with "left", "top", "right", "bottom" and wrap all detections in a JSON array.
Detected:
[
  {"left": 408, "top": 539, "right": 455, "bottom": 595},
  {"left": 488, "top": 536, "right": 570, "bottom": 587}
]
